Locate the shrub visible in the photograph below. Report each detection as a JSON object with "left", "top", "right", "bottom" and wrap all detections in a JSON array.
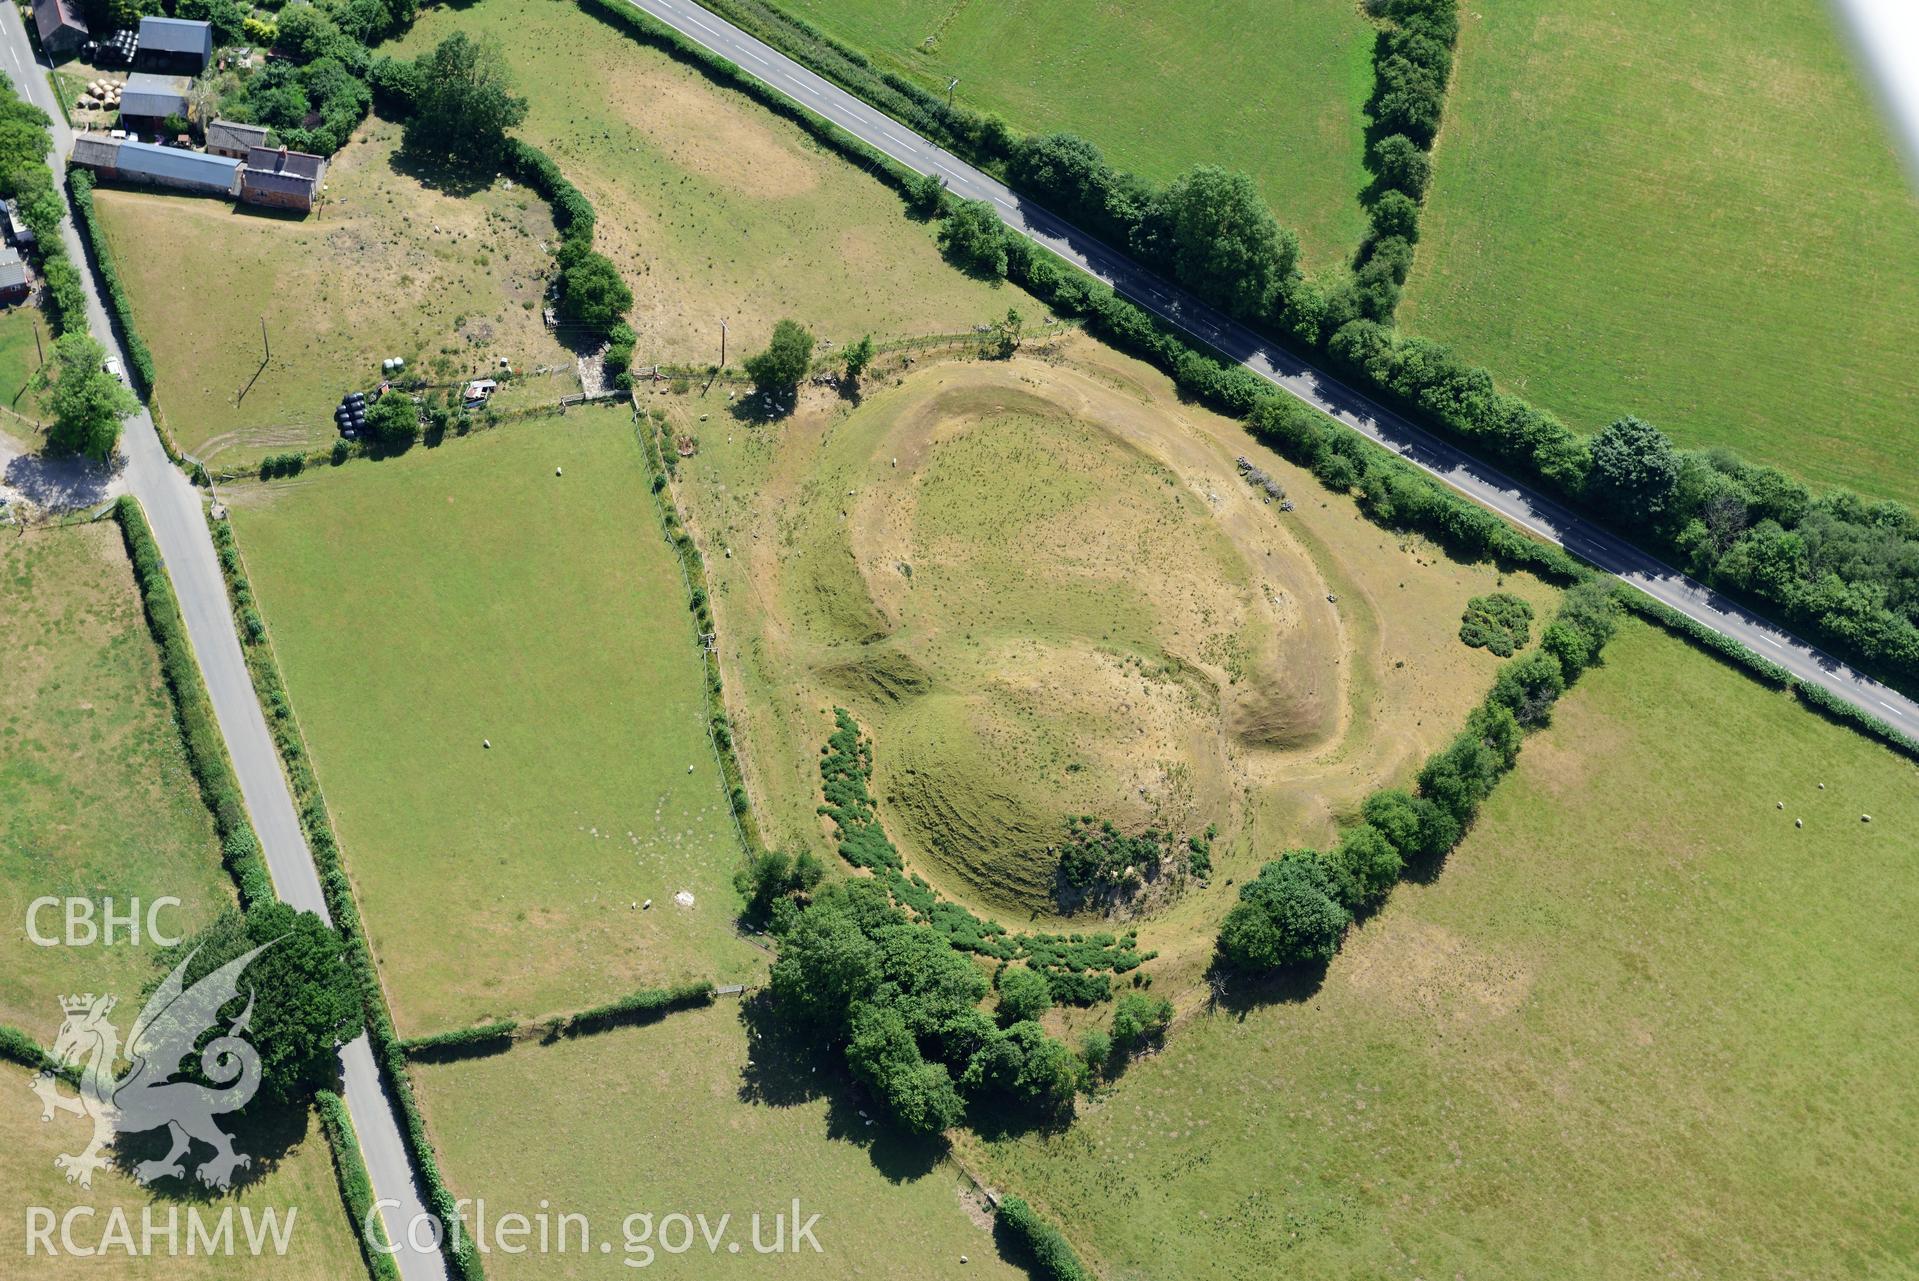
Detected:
[
  {"left": 1370, "top": 133, "right": 1432, "bottom": 197},
  {"left": 1216, "top": 853, "right": 1350, "bottom": 971},
  {"left": 1488, "top": 649, "right": 1567, "bottom": 727},
  {"left": 996, "top": 966, "right": 1053, "bottom": 1025},
  {"left": 1459, "top": 592, "right": 1534, "bottom": 656},
  {"left": 937, "top": 198, "right": 1009, "bottom": 277},
  {"left": 996, "top": 1196, "right": 1093, "bottom": 1281},
  {"left": 1368, "top": 189, "right": 1420, "bottom": 241},
  {"left": 744, "top": 318, "right": 814, "bottom": 392},
  {"left": 555, "top": 240, "right": 633, "bottom": 337},
  {"left": 1323, "top": 822, "right": 1404, "bottom": 912},
  {"left": 1109, "top": 992, "right": 1172, "bottom": 1050}
]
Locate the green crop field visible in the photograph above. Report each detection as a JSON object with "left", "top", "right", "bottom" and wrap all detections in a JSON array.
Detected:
[
  {"left": 398, "top": 0, "right": 1006, "bottom": 365},
  {"left": 228, "top": 411, "right": 762, "bottom": 1036},
  {"left": 775, "top": 0, "right": 1375, "bottom": 273},
  {"left": 1400, "top": 0, "right": 1919, "bottom": 504},
  {"left": 94, "top": 121, "right": 573, "bottom": 471},
  {"left": 968, "top": 617, "right": 1919, "bottom": 1280},
  {"left": 0, "top": 525, "right": 233, "bottom": 1042},
  {"left": 413, "top": 1000, "right": 1025, "bottom": 1279}
]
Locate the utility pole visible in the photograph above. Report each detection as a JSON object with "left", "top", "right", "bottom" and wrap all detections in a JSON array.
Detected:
[
  {"left": 719, "top": 317, "right": 727, "bottom": 370},
  {"left": 947, "top": 76, "right": 959, "bottom": 109},
  {"left": 260, "top": 315, "right": 269, "bottom": 362},
  {"left": 31, "top": 319, "right": 41, "bottom": 363}
]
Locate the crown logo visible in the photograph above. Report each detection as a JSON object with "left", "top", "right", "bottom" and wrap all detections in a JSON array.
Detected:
[{"left": 60, "top": 993, "right": 110, "bottom": 1014}]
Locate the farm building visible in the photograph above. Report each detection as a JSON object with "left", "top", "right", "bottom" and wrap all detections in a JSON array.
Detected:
[
  {"left": 68, "top": 136, "right": 241, "bottom": 198},
  {"left": 136, "top": 16, "right": 214, "bottom": 72},
  {"left": 0, "top": 248, "right": 31, "bottom": 303},
  {"left": 30, "top": 0, "right": 87, "bottom": 56},
  {"left": 238, "top": 145, "right": 325, "bottom": 212},
  {"left": 206, "top": 119, "right": 270, "bottom": 158},
  {"left": 119, "top": 72, "right": 192, "bottom": 130}
]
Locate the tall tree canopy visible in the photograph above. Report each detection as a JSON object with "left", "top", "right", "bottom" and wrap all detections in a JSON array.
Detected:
[
  {"left": 39, "top": 332, "right": 135, "bottom": 462},
  {"left": 159, "top": 903, "right": 363, "bottom": 1108},
  {"left": 1141, "top": 166, "right": 1297, "bottom": 320},
  {"left": 403, "top": 33, "right": 528, "bottom": 168}
]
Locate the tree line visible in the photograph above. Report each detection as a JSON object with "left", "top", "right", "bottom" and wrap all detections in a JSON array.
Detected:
[{"left": 1217, "top": 580, "right": 1621, "bottom": 973}]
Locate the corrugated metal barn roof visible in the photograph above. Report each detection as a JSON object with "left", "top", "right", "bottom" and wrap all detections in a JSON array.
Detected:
[
  {"left": 137, "top": 16, "right": 213, "bottom": 54},
  {"left": 112, "top": 140, "right": 242, "bottom": 190}
]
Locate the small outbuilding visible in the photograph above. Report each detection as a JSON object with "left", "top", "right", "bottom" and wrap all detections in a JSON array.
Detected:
[
  {"left": 31, "top": 0, "right": 88, "bottom": 56},
  {"left": 205, "top": 119, "right": 270, "bottom": 158},
  {"left": 4, "top": 199, "right": 36, "bottom": 248},
  {"left": 0, "top": 247, "right": 29, "bottom": 304},
  {"left": 118, "top": 72, "right": 192, "bottom": 129},
  {"left": 238, "top": 145, "right": 325, "bottom": 213},
  {"left": 136, "top": 16, "right": 214, "bottom": 73}
]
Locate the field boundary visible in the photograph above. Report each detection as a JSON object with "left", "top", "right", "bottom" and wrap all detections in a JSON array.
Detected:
[
  {"left": 633, "top": 408, "right": 766, "bottom": 856},
  {"left": 1620, "top": 587, "right": 1919, "bottom": 761},
  {"left": 399, "top": 981, "right": 718, "bottom": 1061},
  {"left": 115, "top": 496, "right": 276, "bottom": 904},
  {"left": 317, "top": 1089, "right": 402, "bottom": 1281}
]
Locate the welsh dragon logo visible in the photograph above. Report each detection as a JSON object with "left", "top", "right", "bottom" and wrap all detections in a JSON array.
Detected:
[{"left": 32, "top": 940, "right": 278, "bottom": 1191}]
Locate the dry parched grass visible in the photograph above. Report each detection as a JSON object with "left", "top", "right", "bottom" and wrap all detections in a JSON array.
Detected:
[{"left": 95, "top": 120, "right": 574, "bottom": 469}]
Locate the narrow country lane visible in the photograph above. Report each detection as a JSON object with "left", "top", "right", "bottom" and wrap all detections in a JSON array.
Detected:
[
  {"left": 0, "top": 16, "right": 448, "bottom": 1279},
  {"left": 627, "top": 0, "right": 1919, "bottom": 742}
]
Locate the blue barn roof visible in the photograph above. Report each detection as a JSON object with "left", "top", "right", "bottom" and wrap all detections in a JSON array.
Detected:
[
  {"left": 113, "top": 140, "right": 242, "bottom": 192},
  {"left": 137, "top": 16, "right": 213, "bottom": 56}
]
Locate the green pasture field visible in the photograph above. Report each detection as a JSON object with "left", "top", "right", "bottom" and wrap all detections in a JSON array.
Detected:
[
  {"left": 413, "top": 999, "right": 1025, "bottom": 1279},
  {"left": 0, "top": 524, "right": 233, "bottom": 1042},
  {"left": 227, "top": 409, "right": 762, "bottom": 1036},
  {"left": 397, "top": 0, "right": 1009, "bottom": 366},
  {"left": 1400, "top": 0, "right": 1919, "bottom": 504},
  {"left": 93, "top": 120, "right": 573, "bottom": 471},
  {"left": 776, "top": 0, "right": 1375, "bottom": 273},
  {"left": 968, "top": 617, "right": 1919, "bottom": 1280}
]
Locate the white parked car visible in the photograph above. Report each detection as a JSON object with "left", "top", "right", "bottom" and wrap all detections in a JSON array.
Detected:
[{"left": 103, "top": 356, "right": 125, "bottom": 385}]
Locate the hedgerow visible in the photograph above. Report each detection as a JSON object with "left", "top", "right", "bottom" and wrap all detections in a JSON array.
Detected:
[
  {"left": 399, "top": 1020, "right": 518, "bottom": 1063},
  {"left": 995, "top": 1196, "right": 1093, "bottom": 1281},
  {"left": 1217, "top": 578, "right": 1623, "bottom": 973},
  {"left": 559, "top": 981, "right": 716, "bottom": 1037},
  {"left": 316, "top": 1090, "right": 402, "bottom": 1281},
  {"left": 116, "top": 498, "right": 273, "bottom": 908},
  {"left": 1348, "top": 0, "right": 1460, "bottom": 322},
  {"left": 67, "top": 171, "right": 157, "bottom": 399},
  {"left": 633, "top": 0, "right": 1919, "bottom": 712}
]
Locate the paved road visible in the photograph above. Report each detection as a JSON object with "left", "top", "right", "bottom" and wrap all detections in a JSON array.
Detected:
[
  {"left": 0, "top": 19, "right": 448, "bottom": 1279},
  {"left": 627, "top": 0, "right": 1919, "bottom": 741}
]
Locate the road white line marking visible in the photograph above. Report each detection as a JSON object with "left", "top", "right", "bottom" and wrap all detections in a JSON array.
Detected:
[
  {"left": 740, "top": 48, "right": 768, "bottom": 66},
  {"left": 1763, "top": 636, "right": 1784, "bottom": 648},
  {"left": 1881, "top": 700, "right": 1900, "bottom": 713}
]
